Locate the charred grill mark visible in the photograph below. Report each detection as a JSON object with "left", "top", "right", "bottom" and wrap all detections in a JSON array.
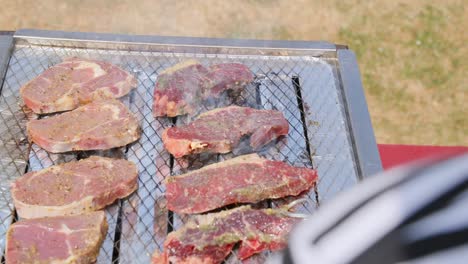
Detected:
[{"left": 292, "top": 76, "right": 320, "bottom": 207}]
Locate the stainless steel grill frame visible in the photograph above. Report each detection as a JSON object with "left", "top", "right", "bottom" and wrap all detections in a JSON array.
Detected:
[{"left": 0, "top": 29, "right": 382, "bottom": 263}]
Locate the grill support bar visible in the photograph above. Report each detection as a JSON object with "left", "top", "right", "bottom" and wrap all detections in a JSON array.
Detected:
[
  {"left": 292, "top": 76, "right": 320, "bottom": 207},
  {"left": 0, "top": 34, "right": 14, "bottom": 99},
  {"left": 337, "top": 49, "right": 382, "bottom": 178}
]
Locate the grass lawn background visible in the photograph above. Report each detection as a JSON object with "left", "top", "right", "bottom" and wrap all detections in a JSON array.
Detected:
[{"left": 1, "top": 0, "right": 466, "bottom": 145}]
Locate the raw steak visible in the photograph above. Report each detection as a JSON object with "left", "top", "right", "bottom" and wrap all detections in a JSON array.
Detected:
[
  {"left": 153, "top": 60, "right": 208, "bottom": 117},
  {"left": 152, "top": 206, "right": 300, "bottom": 264},
  {"left": 153, "top": 60, "right": 253, "bottom": 117},
  {"left": 162, "top": 106, "right": 289, "bottom": 157},
  {"left": 20, "top": 57, "right": 136, "bottom": 114},
  {"left": 27, "top": 99, "right": 141, "bottom": 153},
  {"left": 5, "top": 211, "right": 108, "bottom": 264},
  {"left": 166, "top": 154, "right": 317, "bottom": 214},
  {"left": 11, "top": 156, "right": 138, "bottom": 219},
  {"left": 204, "top": 63, "right": 254, "bottom": 97}
]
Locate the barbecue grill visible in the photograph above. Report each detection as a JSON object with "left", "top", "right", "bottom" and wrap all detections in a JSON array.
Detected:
[{"left": 0, "top": 29, "right": 382, "bottom": 263}]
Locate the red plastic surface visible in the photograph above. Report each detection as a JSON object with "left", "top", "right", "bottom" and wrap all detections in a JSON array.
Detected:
[{"left": 378, "top": 144, "right": 468, "bottom": 170}]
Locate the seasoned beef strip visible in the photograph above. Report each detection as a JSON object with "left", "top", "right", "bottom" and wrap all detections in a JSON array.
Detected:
[{"left": 166, "top": 154, "right": 317, "bottom": 214}]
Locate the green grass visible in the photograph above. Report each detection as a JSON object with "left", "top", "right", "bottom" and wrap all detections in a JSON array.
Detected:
[
  {"left": 336, "top": 3, "right": 467, "bottom": 145},
  {"left": 403, "top": 5, "right": 454, "bottom": 88},
  {"left": 0, "top": 0, "right": 465, "bottom": 145}
]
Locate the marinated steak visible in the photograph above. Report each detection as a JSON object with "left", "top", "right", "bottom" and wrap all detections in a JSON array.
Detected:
[
  {"left": 153, "top": 60, "right": 208, "bottom": 117},
  {"left": 162, "top": 106, "right": 289, "bottom": 157},
  {"left": 27, "top": 99, "right": 141, "bottom": 153},
  {"left": 166, "top": 154, "right": 317, "bottom": 214},
  {"left": 11, "top": 156, "right": 138, "bottom": 219},
  {"left": 153, "top": 60, "right": 253, "bottom": 117},
  {"left": 5, "top": 211, "right": 108, "bottom": 264},
  {"left": 20, "top": 57, "right": 136, "bottom": 114},
  {"left": 204, "top": 63, "right": 254, "bottom": 97},
  {"left": 152, "top": 206, "right": 300, "bottom": 264}
]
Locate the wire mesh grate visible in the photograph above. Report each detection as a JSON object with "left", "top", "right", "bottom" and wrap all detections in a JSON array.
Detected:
[{"left": 0, "top": 38, "right": 358, "bottom": 263}]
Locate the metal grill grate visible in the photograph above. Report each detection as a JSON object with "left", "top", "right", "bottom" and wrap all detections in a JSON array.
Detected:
[{"left": 0, "top": 35, "right": 359, "bottom": 263}]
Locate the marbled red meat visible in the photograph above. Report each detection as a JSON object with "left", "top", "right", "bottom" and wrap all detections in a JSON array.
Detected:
[
  {"left": 166, "top": 154, "right": 317, "bottom": 214},
  {"left": 5, "top": 211, "right": 108, "bottom": 264},
  {"left": 20, "top": 57, "right": 136, "bottom": 114},
  {"left": 153, "top": 60, "right": 208, "bottom": 117},
  {"left": 152, "top": 60, "right": 253, "bottom": 117},
  {"left": 152, "top": 206, "right": 300, "bottom": 264},
  {"left": 27, "top": 99, "right": 141, "bottom": 153},
  {"left": 204, "top": 63, "right": 254, "bottom": 96},
  {"left": 162, "top": 106, "right": 289, "bottom": 157},
  {"left": 11, "top": 156, "right": 138, "bottom": 219}
]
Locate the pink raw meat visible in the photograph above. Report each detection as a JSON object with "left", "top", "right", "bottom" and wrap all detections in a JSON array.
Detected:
[
  {"left": 20, "top": 57, "right": 136, "bottom": 114},
  {"left": 5, "top": 211, "right": 108, "bottom": 264},
  {"left": 27, "top": 99, "right": 141, "bottom": 153},
  {"left": 11, "top": 156, "right": 138, "bottom": 219},
  {"left": 162, "top": 106, "right": 289, "bottom": 157}
]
